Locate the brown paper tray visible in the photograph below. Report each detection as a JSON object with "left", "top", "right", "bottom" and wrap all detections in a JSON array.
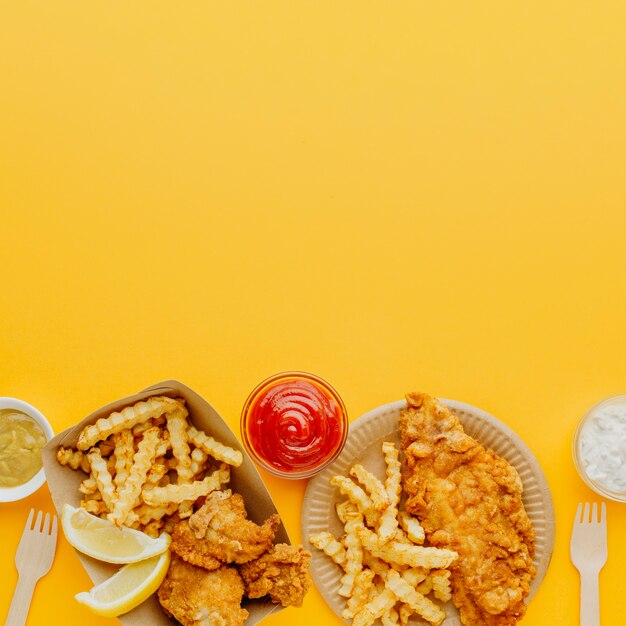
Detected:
[{"left": 42, "top": 380, "right": 289, "bottom": 626}]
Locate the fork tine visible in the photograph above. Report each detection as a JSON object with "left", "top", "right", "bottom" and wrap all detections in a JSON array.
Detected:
[
  {"left": 42, "top": 512, "right": 50, "bottom": 535},
  {"left": 601, "top": 502, "right": 607, "bottom": 526},
  {"left": 583, "top": 502, "right": 590, "bottom": 523},
  {"left": 33, "top": 510, "right": 43, "bottom": 532},
  {"left": 51, "top": 515, "right": 58, "bottom": 539},
  {"left": 575, "top": 502, "right": 582, "bottom": 525},
  {"left": 592, "top": 503, "right": 598, "bottom": 523},
  {"left": 24, "top": 508, "right": 35, "bottom": 533}
]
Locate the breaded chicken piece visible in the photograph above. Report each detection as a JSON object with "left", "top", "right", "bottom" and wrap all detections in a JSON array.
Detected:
[
  {"left": 399, "top": 393, "right": 536, "bottom": 626},
  {"left": 157, "top": 554, "right": 249, "bottom": 626},
  {"left": 170, "top": 519, "right": 222, "bottom": 571},
  {"left": 240, "top": 543, "right": 312, "bottom": 607},
  {"left": 172, "top": 490, "right": 281, "bottom": 566}
]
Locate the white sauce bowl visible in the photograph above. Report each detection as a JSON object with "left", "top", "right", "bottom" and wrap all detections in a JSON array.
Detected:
[
  {"left": 573, "top": 394, "right": 626, "bottom": 502},
  {"left": 0, "top": 397, "right": 54, "bottom": 503}
]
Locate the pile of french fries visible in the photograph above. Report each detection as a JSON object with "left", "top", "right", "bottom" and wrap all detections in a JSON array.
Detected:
[
  {"left": 310, "top": 442, "right": 457, "bottom": 626},
  {"left": 57, "top": 395, "right": 243, "bottom": 536}
]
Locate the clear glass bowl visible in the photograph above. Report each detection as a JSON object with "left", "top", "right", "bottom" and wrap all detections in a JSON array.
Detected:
[
  {"left": 241, "top": 371, "right": 348, "bottom": 480},
  {"left": 573, "top": 394, "right": 626, "bottom": 502}
]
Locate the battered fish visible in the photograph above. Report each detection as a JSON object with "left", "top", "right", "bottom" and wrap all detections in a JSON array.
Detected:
[
  {"left": 157, "top": 554, "right": 249, "bottom": 626},
  {"left": 240, "top": 543, "right": 312, "bottom": 607},
  {"left": 171, "top": 489, "right": 281, "bottom": 566},
  {"left": 399, "top": 393, "right": 536, "bottom": 626}
]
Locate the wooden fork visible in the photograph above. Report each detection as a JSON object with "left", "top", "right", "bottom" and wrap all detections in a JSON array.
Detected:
[
  {"left": 570, "top": 502, "right": 607, "bottom": 626},
  {"left": 5, "top": 509, "right": 58, "bottom": 626}
]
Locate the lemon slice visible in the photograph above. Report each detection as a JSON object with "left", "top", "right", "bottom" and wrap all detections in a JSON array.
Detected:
[
  {"left": 61, "top": 504, "right": 171, "bottom": 563},
  {"left": 75, "top": 550, "right": 170, "bottom": 617}
]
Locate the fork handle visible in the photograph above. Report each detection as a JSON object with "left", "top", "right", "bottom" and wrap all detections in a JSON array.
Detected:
[
  {"left": 580, "top": 571, "right": 600, "bottom": 626},
  {"left": 4, "top": 574, "right": 37, "bottom": 626}
]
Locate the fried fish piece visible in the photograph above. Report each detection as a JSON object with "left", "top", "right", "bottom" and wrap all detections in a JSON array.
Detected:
[
  {"left": 171, "top": 490, "right": 280, "bottom": 567},
  {"left": 400, "top": 392, "right": 536, "bottom": 626},
  {"left": 158, "top": 554, "right": 248, "bottom": 626},
  {"left": 240, "top": 543, "right": 312, "bottom": 607}
]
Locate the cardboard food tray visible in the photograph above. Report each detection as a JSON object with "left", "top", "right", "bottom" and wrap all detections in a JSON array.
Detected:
[{"left": 42, "top": 380, "right": 289, "bottom": 626}]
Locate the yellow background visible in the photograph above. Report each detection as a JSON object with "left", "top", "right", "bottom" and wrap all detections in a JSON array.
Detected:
[{"left": 1, "top": 2, "right": 625, "bottom": 624}]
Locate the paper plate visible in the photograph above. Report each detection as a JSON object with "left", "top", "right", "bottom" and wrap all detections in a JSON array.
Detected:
[{"left": 302, "top": 398, "right": 555, "bottom": 626}]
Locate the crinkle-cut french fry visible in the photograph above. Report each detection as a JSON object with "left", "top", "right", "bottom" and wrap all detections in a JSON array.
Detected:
[
  {"left": 178, "top": 502, "right": 193, "bottom": 519},
  {"left": 343, "top": 568, "right": 375, "bottom": 620},
  {"left": 84, "top": 489, "right": 102, "bottom": 502},
  {"left": 401, "top": 567, "right": 428, "bottom": 588},
  {"left": 385, "top": 570, "right": 446, "bottom": 626},
  {"left": 358, "top": 527, "right": 458, "bottom": 570},
  {"left": 362, "top": 551, "right": 394, "bottom": 578},
  {"left": 398, "top": 510, "right": 425, "bottom": 545},
  {"left": 378, "top": 442, "right": 402, "bottom": 543},
  {"left": 56, "top": 447, "right": 90, "bottom": 473},
  {"left": 352, "top": 588, "right": 397, "bottom": 626},
  {"left": 77, "top": 395, "right": 182, "bottom": 450},
  {"left": 132, "top": 414, "right": 167, "bottom": 436},
  {"left": 79, "top": 476, "right": 98, "bottom": 495},
  {"left": 430, "top": 569, "right": 452, "bottom": 602},
  {"left": 132, "top": 421, "right": 154, "bottom": 436},
  {"left": 392, "top": 528, "right": 414, "bottom": 545},
  {"left": 166, "top": 406, "right": 193, "bottom": 481},
  {"left": 129, "top": 502, "right": 178, "bottom": 526},
  {"left": 142, "top": 464, "right": 229, "bottom": 506},
  {"left": 142, "top": 519, "right": 163, "bottom": 538},
  {"left": 153, "top": 430, "right": 171, "bottom": 457},
  {"left": 81, "top": 498, "right": 107, "bottom": 516},
  {"left": 309, "top": 531, "right": 347, "bottom": 569},
  {"left": 137, "top": 502, "right": 176, "bottom": 524},
  {"left": 398, "top": 604, "right": 413, "bottom": 626},
  {"left": 87, "top": 448, "right": 116, "bottom": 511},
  {"left": 187, "top": 426, "right": 243, "bottom": 467},
  {"left": 335, "top": 500, "right": 363, "bottom": 526},
  {"left": 349, "top": 464, "right": 390, "bottom": 512},
  {"left": 106, "top": 454, "right": 117, "bottom": 475},
  {"left": 336, "top": 501, "right": 366, "bottom": 598},
  {"left": 190, "top": 447, "right": 209, "bottom": 478},
  {"left": 126, "top": 516, "right": 141, "bottom": 530},
  {"left": 330, "top": 475, "right": 379, "bottom": 527},
  {"left": 143, "top": 463, "right": 168, "bottom": 492},
  {"left": 381, "top": 606, "right": 400, "bottom": 626},
  {"left": 417, "top": 575, "right": 433, "bottom": 596},
  {"left": 98, "top": 438, "right": 115, "bottom": 457},
  {"left": 113, "top": 430, "right": 135, "bottom": 491},
  {"left": 109, "top": 426, "right": 161, "bottom": 526}
]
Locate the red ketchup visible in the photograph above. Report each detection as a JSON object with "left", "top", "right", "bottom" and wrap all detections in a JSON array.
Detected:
[{"left": 241, "top": 372, "right": 348, "bottom": 478}]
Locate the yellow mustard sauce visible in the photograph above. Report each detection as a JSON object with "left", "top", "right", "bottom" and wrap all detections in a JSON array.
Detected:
[{"left": 0, "top": 409, "right": 47, "bottom": 488}]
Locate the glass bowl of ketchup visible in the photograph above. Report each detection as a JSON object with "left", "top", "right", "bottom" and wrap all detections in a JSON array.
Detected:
[{"left": 241, "top": 371, "right": 348, "bottom": 479}]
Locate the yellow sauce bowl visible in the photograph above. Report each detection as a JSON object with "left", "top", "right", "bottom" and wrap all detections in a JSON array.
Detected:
[{"left": 0, "top": 397, "right": 54, "bottom": 503}]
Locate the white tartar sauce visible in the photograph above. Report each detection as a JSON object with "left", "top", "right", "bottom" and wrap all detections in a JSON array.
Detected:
[{"left": 579, "top": 400, "right": 626, "bottom": 493}]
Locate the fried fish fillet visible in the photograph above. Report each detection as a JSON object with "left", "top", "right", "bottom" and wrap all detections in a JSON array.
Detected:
[
  {"left": 171, "top": 489, "right": 281, "bottom": 567},
  {"left": 399, "top": 393, "right": 536, "bottom": 626},
  {"left": 157, "top": 554, "right": 249, "bottom": 626},
  {"left": 240, "top": 543, "right": 312, "bottom": 607}
]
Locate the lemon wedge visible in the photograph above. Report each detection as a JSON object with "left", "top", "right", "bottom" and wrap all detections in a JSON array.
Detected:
[
  {"left": 75, "top": 550, "right": 170, "bottom": 617},
  {"left": 61, "top": 504, "right": 171, "bottom": 564}
]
